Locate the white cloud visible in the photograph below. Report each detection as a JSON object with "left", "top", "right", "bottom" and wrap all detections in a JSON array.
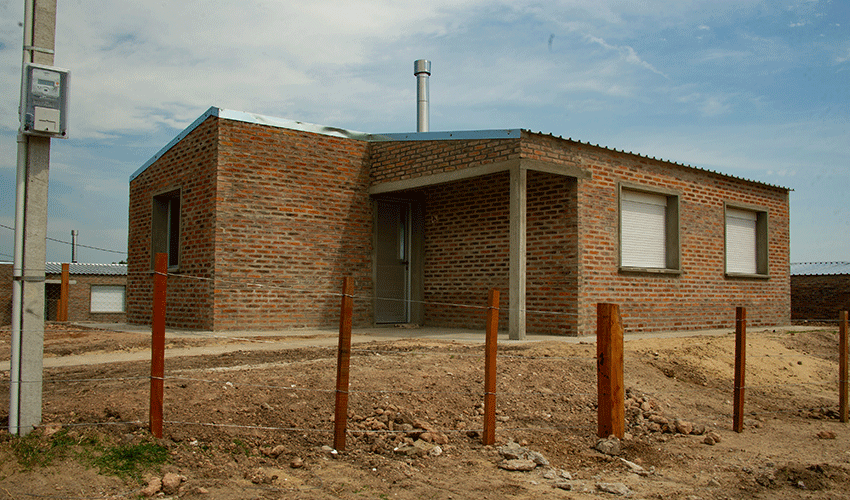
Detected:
[
  {"left": 584, "top": 35, "right": 668, "bottom": 78},
  {"left": 674, "top": 91, "right": 737, "bottom": 117}
]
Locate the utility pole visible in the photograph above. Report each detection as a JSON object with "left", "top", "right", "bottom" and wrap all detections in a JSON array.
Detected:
[{"left": 10, "top": 0, "right": 58, "bottom": 436}]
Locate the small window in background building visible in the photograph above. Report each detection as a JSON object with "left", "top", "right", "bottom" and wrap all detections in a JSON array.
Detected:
[
  {"left": 91, "top": 285, "right": 126, "bottom": 313},
  {"left": 152, "top": 190, "right": 180, "bottom": 269}
]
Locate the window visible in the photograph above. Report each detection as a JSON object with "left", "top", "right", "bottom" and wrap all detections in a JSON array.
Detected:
[
  {"left": 91, "top": 285, "right": 126, "bottom": 313},
  {"left": 725, "top": 205, "right": 768, "bottom": 276},
  {"left": 619, "top": 186, "right": 680, "bottom": 272},
  {"left": 152, "top": 190, "right": 181, "bottom": 269}
]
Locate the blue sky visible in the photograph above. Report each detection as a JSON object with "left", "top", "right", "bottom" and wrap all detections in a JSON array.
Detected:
[{"left": 0, "top": 0, "right": 847, "bottom": 264}]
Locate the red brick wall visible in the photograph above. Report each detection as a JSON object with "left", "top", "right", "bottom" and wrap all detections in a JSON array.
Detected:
[
  {"left": 128, "top": 117, "right": 374, "bottom": 331},
  {"left": 791, "top": 275, "right": 850, "bottom": 320},
  {"left": 212, "top": 120, "right": 373, "bottom": 329},
  {"left": 415, "top": 170, "right": 578, "bottom": 334},
  {"left": 526, "top": 172, "right": 579, "bottom": 335},
  {"left": 370, "top": 138, "right": 520, "bottom": 184},
  {"left": 533, "top": 134, "right": 793, "bottom": 335},
  {"left": 127, "top": 116, "right": 219, "bottom": 329},
  {"left": 45, "top": 274, "right": 127, "bottom": 323},
  {"left": 421, "top": 173, "right": 511, "bottom": 329}
]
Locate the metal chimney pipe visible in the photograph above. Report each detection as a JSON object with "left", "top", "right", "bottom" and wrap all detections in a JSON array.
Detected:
[
  {"left": 70, "top": 230, "right": 78, "bottom": 263},
  {"left": 414, "top": 59, "right": 431, "bottom": 132}
]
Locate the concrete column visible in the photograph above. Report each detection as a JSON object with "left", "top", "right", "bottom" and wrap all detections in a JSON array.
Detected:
[
  {"left": 12, "top": 0, "right": 56, "bottom": 435},
  {"left": 509, "top": 165, "right": 526, "bottom": 340},
  {"left": 19, "top": 136, "right": 51, "bottom": 434}
]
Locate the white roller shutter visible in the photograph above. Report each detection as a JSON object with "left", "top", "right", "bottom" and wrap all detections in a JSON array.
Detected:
[
  {"left": 621, "top": 190, "right": 667, "bottom": 268},
  {"left": 91, "top": 285, "right": 126, "bottom": 313},
  {"left": 726, "top": 208, "right": 757, "bottom": 274}
]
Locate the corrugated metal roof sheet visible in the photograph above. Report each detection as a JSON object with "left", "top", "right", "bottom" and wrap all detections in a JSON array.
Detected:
[
  {"left": 44, "top": 262, "right": 127, "bottom": 276},
  {"left": 791, "top": 262, "right": 850, "bottom": 276},
  {"left": 522, "top": 130, "right": 790, "bottom": 191}
]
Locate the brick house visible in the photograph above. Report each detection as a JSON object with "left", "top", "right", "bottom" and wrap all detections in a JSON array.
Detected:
[
  {"left": 790, "top": 262, "right": 850, "bottom": 321},
  {"left": 127, "top": 107, "right": 790, "bottom": 336},
  {"left": 1, "top": 262, "right": 127, "bottom": 324}
]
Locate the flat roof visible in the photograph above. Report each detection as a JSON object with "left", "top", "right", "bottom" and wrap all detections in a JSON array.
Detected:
[{"left": 131, "top": 106, "right": 790, "bottom": 191}]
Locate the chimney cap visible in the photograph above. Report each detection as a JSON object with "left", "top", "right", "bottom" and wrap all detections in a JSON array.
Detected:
[{"left": 414, "top": 59, "right": 431, "bottom": 76}]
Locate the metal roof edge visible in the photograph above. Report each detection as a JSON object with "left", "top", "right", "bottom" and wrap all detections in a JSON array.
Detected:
[
  {"left": 44, "top": 262, "right": 127, "bottom": 275},
  {"left": 130, "top": 107, "right": 789, "bottom": 192},
  {"left": 130, "top": 108, "right": 384, "bottom": 183},
  {"left": 790, "top": 261, "right": 850, "bottom": 276},
  {"left": 371, "top": 129, "right": 522, "bottom": 142},
  {"left": 216, "top": 109, "right": 375, "bottom": 141},
  {"left": 522, "top": 129, "right": 792, "bottom": 192},
  {"left": 130, "top": 106, "right": 221, "bottom": 182}
]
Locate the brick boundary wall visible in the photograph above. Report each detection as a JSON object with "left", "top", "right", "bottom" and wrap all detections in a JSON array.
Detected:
[
  {"left": 0, "top": 263, "right": 11, "bottom": 325},
  {"left": 791, "top": 275, "right": 850, "bottom": 320}
]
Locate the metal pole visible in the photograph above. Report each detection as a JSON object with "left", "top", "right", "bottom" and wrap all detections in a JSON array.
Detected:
[
  {"left": 414, "top": 59, "right": 430, "bottom": 133},
  {"left": 70, "top": 229, "right": 78, "bottom": 263},
  {"left": 10, "top": 0, "right": 35, "bottom": 437}
]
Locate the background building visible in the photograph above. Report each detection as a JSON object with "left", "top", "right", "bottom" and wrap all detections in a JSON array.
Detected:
[{"left": 1, "top": 262, "right": 126, "bottom": 325}]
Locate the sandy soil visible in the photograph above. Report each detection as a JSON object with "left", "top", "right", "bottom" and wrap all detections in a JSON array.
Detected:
[{"left": 0, "top": 323, "right": 848, "bottom": 499}]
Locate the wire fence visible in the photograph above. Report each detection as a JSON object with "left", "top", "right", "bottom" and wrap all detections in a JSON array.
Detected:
[{"left": 1, "top": 271, "right": 847, "bottom": 454}]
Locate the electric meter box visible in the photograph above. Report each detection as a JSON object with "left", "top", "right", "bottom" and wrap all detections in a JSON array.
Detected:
[{"left": 20, "top": 63, "right": 70, "bottom": 138}]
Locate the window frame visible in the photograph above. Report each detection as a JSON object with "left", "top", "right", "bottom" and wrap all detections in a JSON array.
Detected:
[
  {"left": 90, "top": 285, "right": 126, "bottom": 313},
  {"left": 724, "top": 203, "right": 769, "bottom": 279},
  {"left": 618, "top": 183, "right": 681, "bottom": 275},
  {"left": 151, "top": 188, "right": 181, "bottom": 271}
]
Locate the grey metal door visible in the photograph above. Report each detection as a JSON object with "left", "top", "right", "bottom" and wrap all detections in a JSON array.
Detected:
[{"left": 375, "top": 200, "right": 410, "bottom": 323}]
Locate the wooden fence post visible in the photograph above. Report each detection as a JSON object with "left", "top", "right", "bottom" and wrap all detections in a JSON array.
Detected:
[
  {"left": 482, "top": 289, "right": 500, "bottom": 446},
  {"left": 149, "top": 253, "right": 167, "bottom": 439},
  {"left": 733, "top": 307, "right": 746, "bottom": 433},
  {"left": 58, "top": 263, "right": 69, "bottom": 322},
  {"left": 597, "top": 303, "right": 624, "bottom": 439},
  {"left": 840, "top": 310, "right": 848, "bottom": 423},
  {"left": 333, "top": 277, "right": 354, "bottom": 451}
]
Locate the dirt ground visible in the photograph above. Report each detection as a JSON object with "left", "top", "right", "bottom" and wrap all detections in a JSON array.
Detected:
[{"left": 1, "top": 322, "right": 849, "bottom": 499}]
